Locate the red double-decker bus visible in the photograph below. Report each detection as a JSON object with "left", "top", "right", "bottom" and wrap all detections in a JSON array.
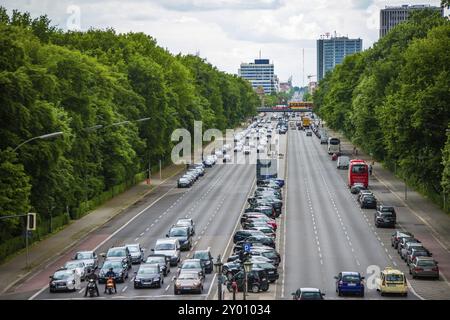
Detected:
[{"left": 348, "top": 159, "right": 369, "bottom": 188}]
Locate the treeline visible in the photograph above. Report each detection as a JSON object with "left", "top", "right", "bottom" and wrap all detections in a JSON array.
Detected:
[
  {"left": 0, "top": 8, "right": 259, "bottom": 261},
  {"left": 313, "top": 9, "right": 450, "bottom": 211}
]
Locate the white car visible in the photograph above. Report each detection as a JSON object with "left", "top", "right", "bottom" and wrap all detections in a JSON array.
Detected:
[
  {"left": 63, "top": 260, "right": 87, "bottom": 280},
  {"left": 215, "top": 150, "right": 223, "bottom": 158},
  {"left": 73, "top": 251, "right": 98, "bottom": 271},
  {"left": 249, "top": 141, "right": 256, "bottom": 148},
  {"left": 243, "top": 146, "right": 251, "bottom": 155},
  {"left": 256, "top": 145, "right": 266, "bottom": 153},
  {"left": 223, "top": 154, "right": 232, "bottom": 163},
  {"left": 234, "top": 145, "right": 243, "bottom": 152},
  {"left": 49, "top": 269, "right": 77, "bottom": 292},
  {"left": 223, "top": 144, "right": 231, "bottom": 151}
]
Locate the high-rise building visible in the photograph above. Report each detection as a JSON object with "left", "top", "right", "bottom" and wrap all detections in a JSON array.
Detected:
[
  {"left": 380, "top": 4, "right": 444, "bottom": 38},
  {"left": 238, "top": 59, "right": 278, "bottom": 94},
  {"left": 317, "top": 36, "right": 362, "bottom": 81}
]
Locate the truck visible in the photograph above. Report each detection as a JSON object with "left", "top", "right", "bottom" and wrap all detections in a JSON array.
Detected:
[{"left": 302, "top": 117, "right": 311, "bottom": 128}]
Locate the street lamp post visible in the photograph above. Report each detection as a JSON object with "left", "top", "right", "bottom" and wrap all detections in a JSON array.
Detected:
[
  {"left": 13, "top": 131, "right": 63, "bottom": 152},
  {"left": 214, "top": 255, "right": 224, "bottom": 300},
  {"left": 243, "top": 260, "right": 252, "bottom": 300}
]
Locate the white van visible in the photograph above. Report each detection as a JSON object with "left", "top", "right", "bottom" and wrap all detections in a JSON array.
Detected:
[
  {"left": 337, "top": 156, "right": 350, "bottom": 169},
  {"left": 327, "top": 137, "right": 341, "bottom": 155},
  {"left": 152, "top": 238, "right": 180, "bottom": 266}
]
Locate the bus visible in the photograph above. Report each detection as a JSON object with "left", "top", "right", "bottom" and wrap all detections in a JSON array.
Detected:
[
  {"left": 348, "top": 159, "right": 369, "bottom": 188},
  {"left": 327, "top": 137, "right": 341, "bottom": 155}
]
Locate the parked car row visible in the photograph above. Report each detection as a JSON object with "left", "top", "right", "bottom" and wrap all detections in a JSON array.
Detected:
[
  {"left": 223, "top": 173, "right": 285, "bottom": 294},
  {"left": 177, "top": 162, "right": 208, "bottom": 188}
]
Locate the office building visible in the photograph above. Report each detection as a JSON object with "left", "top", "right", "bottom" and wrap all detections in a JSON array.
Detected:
[
  {"left": 380, "top": 4, "right": 444, "bottom": 38},
  {"left": 238, "top": 59, "right": 278, "bottom": 94},
  {"left": 317, "top": 36, "right": 362, "bottom": 81}
]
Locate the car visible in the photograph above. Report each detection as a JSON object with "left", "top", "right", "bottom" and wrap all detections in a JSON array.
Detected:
[
  {"left": 251, "top": 261, "right": 279, "bottom": 283},
  {"left": 203, "top": 158, "right": 213, "bottom": 167},
  {"left": 292, "top": 288, "right": 325, "bottom": 300},
  {"left": 176, "top": 218, "right": 195, "bottom": 236},
  {"left": 49, "top": 269, "right": 77, "bottom": 292},
  {"left": 102, "top": 246, "right": 132, "bottom": 270},
  {"left": 401, "top": 242, "right": 424, "bottom": 261},
  {"left": 243, "top": 146, "right": 251, "bottom": 154},
  {"left": 376, "top": 267, "right": 407, "bottom": 296},
  {"left": 167, "top": 226, "right": 192, "bottom": 251},
  {"left": 406, "top": 248, "right": 432, "bottom": 266},
  {"left": 222, "top": 260, "right": 243, "bottom": 280},
  {"left": 360, "top": 194, "right": 377, "bottom": 209},
  {"left": 245, "top": 205, "right": 275, "bottom": 218},
  {"left": 409, "top": 257, "right": 439, "bottom": 279},
  {"left": 247, "top": 197, "right": 282, "bottom": 217},
  {"left": 233, "top": 230, "right": 266, "bottom": 243},
  {"left": 125, "top": 243, "right": 145, "bottom": 264},
  {"left": 192, "top": 249, "right": 214, "bottom": 274},
  {"left": 223, "top": 154, "right": 232, "bottom": 163},
  {"left": 226, "top": 268, "right": 269, "bottom": 293},
  {"left": 63, "top": 260, "right": 88, "bottom": 281},
  {"left": 243, "top": 220, "right": 276, "bottom": 232},
  {"left": 249, "top": 248, "right": 281, "bottom": 267},
  {"left": 357, "top": 190, "right": 373, "bottom": 203},
  {"left": 350, "top": 183, "right": 366, "bottom": 194},
  {"left": 134, "top": 263, "right": 164, "bottom": 288},
  {"left": 152, "top": 238, "right": 181, "bottom": 266},
  {"left": 178, "top": 259, "right": 205, "bottom": 279},
  {"left": 256, "top": 145, "right": 265, "bottom": 153},
  {"left": 73, "top": 251, "right": 98, "bottom": 271},
  {"left": 234, "top": 145, "right": 243, "bottom": 152},
  {"left": 247, "top": 226, "right": 276, "bottom": 239},
  {"left": 237, "top": 235, "right": 276, "bottom": 249},
  {"left": 335, "top": 271, "right": 365, "bottom": 297},
  {"left": 398, "top": 237, "right": 421, "bottom": 256},
  {"left": 98, "top": 259, "right": 129, "bottom": 283},
  {"left": 241, "top": 214, "right": 277, "bottom": 230},
  {"left": 215, "top": 149, "right": 223, "bottom": 158},
  {"left": 145, "top": 254, "right": 171, "bottom": 276},
  {"left": 306, "top": 131, "right": 312, "bottom": 136},
  {"left": 174, "top": 271, "right": 204, "bottom": 295},
  {"left": 374, "top": 207, "right": 396, "bottom": 228},
  {"left": 257, "top": 179, "right": 285, "bottom": 188},
  {"left": 391, "top": 230, "right": 414, "bottom": 249},
  {"left": 337, "top": 156, "right": 350, "bottom": 169}
]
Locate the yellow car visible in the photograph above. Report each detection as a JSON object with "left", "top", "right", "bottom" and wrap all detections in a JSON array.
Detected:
[{"left": 376, "top": 267, "right": 408, "bottom": 296}]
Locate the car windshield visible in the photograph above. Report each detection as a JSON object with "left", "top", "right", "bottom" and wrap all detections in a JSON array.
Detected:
[
  {"left": 147, "top": 257, "right": 165, "bottom": 264},
  {"left": 329, "top": 138, "right": 340, "bottom": 145},
  {"left": 178, "top": 273, "right": 198, "bottom": 280},
  {"left": 352, "top": 164, "right": 367, "bottom": 174},
  {"left": 107, "top": 249, "right": 125, "bottom": 257},
  {"left": 381, "top": 207, "right": 394, "bottom": 212},
  {"left": 53, "top": 271, "right": 72, "bottom": 280},
  {"left": 301, "top": 292, "right": 322, "bottom": 299},
  {"left": 182, "top": 262, "right": 200, "bottom": 269},
  {"left": 103, "top": 261, "right": 121, "bottom": 270},
  {"left": 193, "top": 252, "right": 208, "bottom": 260},
  {"left": 65, "top": 261, "right": 84, "bottom": 269},
  {"left": 386, "top": 274, "right": 404, "bottom": 282},
  {"left": 76, "top": 252, "right": 93, "bottom": 259},
  {"left": 381, "top": 212, "right": 393, "bottom": 216},
  {"left": 138, "top": 267, "right": 158, "bottom": 275},
  {"left": 417, "top": 260, "right": 436, "bottom": 267},
  {"left": 260, "top": 251, "right": 277, "bottom": 259},
  {"left": 155, "top": 243, "right": 175, "bottom": 250},
  {"left": 343, "top": 274, "right": 360, "bottom": 282},
  {"left": 177, "top": 219, "right": 191, "bottom": 225},
  {"left": 127, "top": 246, "right": 139, "bottom": 252},
  {"left": 170, "top": 228, "right": 188, "bottom": 237}
]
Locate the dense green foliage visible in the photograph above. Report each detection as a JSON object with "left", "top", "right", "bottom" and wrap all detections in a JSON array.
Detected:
[
  {"left": 313, "top": 9, "right": 450, "bottom": 210},
  {"left": 0, "top": 8, "right": 258, "bottom": 261}
]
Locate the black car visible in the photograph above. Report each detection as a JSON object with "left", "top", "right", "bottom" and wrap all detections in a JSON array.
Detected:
[
  {"left": 374, "top": 207, "right": 396, "bottom": 228},
  {"left": 244, "top": 206, "right": 275, "bottom": 218},
  {"left": 102, "top": 246, "right": 132, "bottom": 270},
  {"left": 98, "top": 259, "right": 129, "bottom": 283},
  {"left": 250, "top": 248, "right": 281, "bottom": 267},
  {"left": 251, "top": 261, "right": 278, "bottom": 283},
  {"left": 134, "top": 263, "right": 164, "bottom": 288},
  {"left": 233, "top": 230, "right": 265, "bottom": 244},
  {"left": 247, "top": 198, "right": 282, "bottom": 217},
  {"left": 166, "top": 226, "right": 192, "bottom": 251},
  {"left": 145, "top": 254, "right": 170, "bottom": 276},
  {"left": 241, "top": 212, "right": 274, "bottom": 224},
  {"left": 292, "top": 288, "right": 325, "bottom": 300},
  {"left": 360, "top": 195, "right": 377, "bottom": 209},
  {"left": 350, "top": 184, "right": 366, "bottom": 194},
  {"left": 222, "top": 261, "right": 242, "bottom": 280},
  {"left": 226, "top": 268, "right": 269, "bottom": 293},
  {"left": 192, "top": 249, "right": 214, "bottom": 274}
]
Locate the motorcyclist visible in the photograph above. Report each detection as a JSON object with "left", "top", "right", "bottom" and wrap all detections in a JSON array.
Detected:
[
  {"left": 84, "top": 269, "right": 100, "bottom": 297},
  {"left": 104, "top": 268, "right": 117, "bottom": 293}
]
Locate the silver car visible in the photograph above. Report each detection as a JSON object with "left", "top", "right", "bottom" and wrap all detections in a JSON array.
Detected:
[
  {"left": 409, "top": 257, "right": 439, "bottom": 279},
  {"left": 126, "top": 244, "right": 145, "bottom": 264},
  {"left": 73, "top": 251, "right": 98, "bottom": 271},
  {"left": 63, "top": 260, "right": 87, "bottom": 280}
]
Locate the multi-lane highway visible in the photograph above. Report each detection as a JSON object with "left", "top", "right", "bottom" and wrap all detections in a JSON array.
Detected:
[{"left": 2, "top": 113, "right": 449, "bottom": 300}]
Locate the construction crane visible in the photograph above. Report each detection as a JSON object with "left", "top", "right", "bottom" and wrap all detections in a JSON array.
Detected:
[{"left": 307, "top": 75, "right": 316, "bottom": 81}]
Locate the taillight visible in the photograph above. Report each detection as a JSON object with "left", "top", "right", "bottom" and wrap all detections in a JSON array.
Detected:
[
  {"left": 432, "top": 267, "right": 439, "bottom": 272},
  {"left": 414, "top": 268, "right": 423, "bottom": 272}
]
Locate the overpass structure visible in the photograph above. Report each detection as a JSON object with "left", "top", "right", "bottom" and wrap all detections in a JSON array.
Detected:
[{"left": 257, "top": 107, "right": 312, "bottom": 113}]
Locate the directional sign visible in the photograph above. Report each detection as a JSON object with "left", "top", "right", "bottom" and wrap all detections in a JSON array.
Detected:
[{"left": 244, "top": 243, "right": 252, "bottom": 253}]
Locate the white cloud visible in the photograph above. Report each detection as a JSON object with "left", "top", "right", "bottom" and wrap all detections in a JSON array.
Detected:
[{"left": 0, "top": 0, "right": 443, "bottom": 86}]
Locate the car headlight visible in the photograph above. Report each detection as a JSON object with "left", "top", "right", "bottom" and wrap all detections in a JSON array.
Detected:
[{"left": 205, "top": 261, "right": 211, "bottom": 265}]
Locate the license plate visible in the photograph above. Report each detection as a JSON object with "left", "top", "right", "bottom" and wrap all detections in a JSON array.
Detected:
[
  {"left": 424, "top": 269, "right": 432, "bottom": 272},
  {"left": 347, "top": 283, "right": 356, "bottom": 287},
  {"left": 268, "top": 271, "right": 274, "bottom": 274}
]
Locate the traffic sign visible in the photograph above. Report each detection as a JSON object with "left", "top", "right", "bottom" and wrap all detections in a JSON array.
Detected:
[{"left": 244, "top": 243, "right": 252, "bottom": 253}]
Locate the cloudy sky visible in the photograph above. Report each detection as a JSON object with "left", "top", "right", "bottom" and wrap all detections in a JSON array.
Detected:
[{"left": 1, "top": 0, "right": 444, "bottom": 86}]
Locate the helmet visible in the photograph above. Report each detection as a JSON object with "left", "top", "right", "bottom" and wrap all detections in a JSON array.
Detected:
[{"left": 109, "top": 268, "right": 113, "bottom": 272}]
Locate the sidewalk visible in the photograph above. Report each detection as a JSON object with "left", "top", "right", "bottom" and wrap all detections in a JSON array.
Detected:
[
  {"left": 326, "top": 127, "right": 450, "bottom": 251},
  {"left": 0, "top": 164, "right": 184, "bottom": 295}
]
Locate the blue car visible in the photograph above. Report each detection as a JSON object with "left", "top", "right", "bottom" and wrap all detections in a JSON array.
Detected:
[{"left": 335, "top": 271, "right": 364, "bottom": 297}]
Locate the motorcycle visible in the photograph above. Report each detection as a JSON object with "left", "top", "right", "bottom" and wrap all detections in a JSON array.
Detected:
[
  {"left": 87, "top": 279, "right": 99, "bottom": 297},
  {"left": 106, "top": 277, "right": 116, "bottom": 294}
]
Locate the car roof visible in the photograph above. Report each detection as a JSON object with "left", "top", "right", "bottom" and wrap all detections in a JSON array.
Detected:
[
  {"left": 108, "top": 246, "right": 126, "bottom": 250},
  {"left": 125, "top": 243, "right": 140, "bottom": 247},
  {"left": 415, "top": 256, "right": 435, "bottom": 261},
  {"left": 156, "top": 238, "right": 178, "bottom": 244},
  {"left": 341, "top": 271, "right": 360, "bottom": 276},
  {"left": 194, "top": 249, "right": 210, "bottom": 254},
  {"left": 76, "top": 250, "right": 94, "bottom": 254},
  {"left": 300, "top": 288, "right": 321, "bottom": 292},
  {"left": 382, "top": 267, "right": 404, "bottom": 275},
  {"left": 140, "top": 263, "right": 159, "bottom": 268},
  {"left": 183, "top": 259, "right": 201, "bottom": 263}
]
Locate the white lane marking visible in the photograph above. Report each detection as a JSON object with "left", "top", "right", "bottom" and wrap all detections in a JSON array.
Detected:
[
  {"left": 388, "top": 254, "right": 393, "bottom": 259},
  {"left": 146, "top": 227, "right": 149, "bottom": 232},
  {"left": 165, "top": 285, "right": 170, "bottom": 291},
  {"left": 134, "top": 237, "right": 139, "bottom": 242},
  {"left": 130, "top": 277, "right": 135, "bottom": 283},
  {"left": 79, "top": 288, "right": 85, "bottom": 294},
  {"left": 151, "top": 223, "right": 154, "bottom": 227},
  {"left": 122, "top": 286, "right": 128, "bottom": 292},
  {"left": 140, "top": 232, "right": 144, "bottom": 236}
]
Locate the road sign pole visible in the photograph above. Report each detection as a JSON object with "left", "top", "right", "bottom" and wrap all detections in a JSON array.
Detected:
[{"left": 25, "top": 227, "right": 29, "bottom": 268}]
